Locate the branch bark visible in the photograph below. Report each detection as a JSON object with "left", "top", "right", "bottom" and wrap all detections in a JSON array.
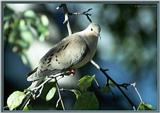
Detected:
[
  {"left": 90, "top": 60, "right": 136, "bottom": 109},
  {"left": 57, "top": 4, "right": 93, "bottom": 34},
  {"left": 55, "top": 78, "right": 65, "bottom": 110},
  {"left": 19, "top": 72, "right": 66, "bottom": 110}
]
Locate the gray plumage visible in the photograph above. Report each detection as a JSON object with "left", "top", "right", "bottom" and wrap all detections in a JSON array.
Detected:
[{"left": 27, "top": 23, "right": 101, "bottom": 82}]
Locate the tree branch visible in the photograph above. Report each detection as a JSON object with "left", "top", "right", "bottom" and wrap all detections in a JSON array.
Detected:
[
  {"left": 57, "top": 4, "right": 72, "bottom": 35},
  {"left": 19, "top": 93, "right": 32, "bottom": 110},
  {"left": 55, "top": 78, "right": 65, "bottom": 110},
  {"left": 19, "top": 72, "right": 66, "bottom": 110},
  {"left": 90, "top": 60, "right": 137, "bottom": 109},
  {"left": 131, "top": 83, "right": 143, "bottom": 103},
  {"left": 68, "top": 8, "right": 92, "bottom": 23},
  {"left": 57, "top": 4, "right": 93, "bottom": 35}
]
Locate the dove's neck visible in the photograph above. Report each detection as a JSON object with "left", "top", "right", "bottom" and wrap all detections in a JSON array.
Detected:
[{"left": 78, "top": 30, "right": 98, "bottom": 51}]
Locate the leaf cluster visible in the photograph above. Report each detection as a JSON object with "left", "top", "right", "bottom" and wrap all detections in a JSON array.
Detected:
[{"left": 3, "top": 5, "right": 49, "bottom": 65}]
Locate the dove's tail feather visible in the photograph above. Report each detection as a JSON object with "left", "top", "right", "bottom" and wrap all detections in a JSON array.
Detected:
[
  {"left": 27, "top": 67, "right": 44, "bottom": 82},
  {"left": 26, "top": 68, "right": 46, "bottom": 98},
  {"left": 27, "top": 67, "right": 38, "bottom": 77}
]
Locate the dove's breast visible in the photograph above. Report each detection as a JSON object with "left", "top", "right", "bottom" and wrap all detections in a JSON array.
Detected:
[{"left": 71, "top": 35, "right": 98, "bottom": 68}]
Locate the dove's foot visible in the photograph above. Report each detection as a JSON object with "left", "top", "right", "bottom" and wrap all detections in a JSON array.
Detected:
[{"left": 65, "top": 69, "right": 76, "bottom": 76}]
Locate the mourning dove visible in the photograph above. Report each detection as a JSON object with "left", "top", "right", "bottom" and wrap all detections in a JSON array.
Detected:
[{"left": 27, "top": 23, "right": 101, "bottom": 84}]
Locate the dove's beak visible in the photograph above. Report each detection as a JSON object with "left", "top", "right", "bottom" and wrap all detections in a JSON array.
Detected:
[
  {"left": 94, "top": 31, "right": 100, "bottom": 38},
  {"left": 96, "top": 32, "right": 101, "bottom": 39},
  {"left": 95, "top": 31, "right": 101, "bottom": 39}
]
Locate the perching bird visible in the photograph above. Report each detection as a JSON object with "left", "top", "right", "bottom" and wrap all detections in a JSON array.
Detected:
[{"left": 27, "top": 23, "right": 101, "bottom": 91}]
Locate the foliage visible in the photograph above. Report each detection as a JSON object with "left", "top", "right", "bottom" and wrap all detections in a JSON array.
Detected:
[
  {"left": 3, "top": 5, "right": 49, "bottom": 65},
  {"left": 78, "top": 75, "right": 95, "bottom": 91},
  {"left": 6, "top": 75, "right": 100, "bottom": 110},
  {"left": 73, "top": 92, "right": 99, "bottom": 110},
  {"left": 6, "top": 74, "right": 155, "bottom": 110},
  {"left": 137, "top": 102, "right": 154, "bottom": 110},
  {"left": 7, "top": 91, "right": 26, "bottom": 110},
  {"left": 46, "top": 87, "right": 56, "bottom": 101},
  {"left": 73, "top": 75, "right": 99, "bottom": 109}
]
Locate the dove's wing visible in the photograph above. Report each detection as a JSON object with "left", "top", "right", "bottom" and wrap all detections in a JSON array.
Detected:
[{"left": 27, "top": 34, "right": 89, "bottom": 81}]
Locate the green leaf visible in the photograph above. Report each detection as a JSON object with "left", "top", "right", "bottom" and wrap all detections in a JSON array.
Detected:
[
  {"left": 41, "top": 82, "right": 56, "bottom": 100},
  {"left": 137, "top": 102, "right": 153, "bottom": 110},
  {"left": 73, "top": 92, "right": 99, "bottom": 110},
  {"left": 37, "top": 24, "right": 48, "bottom": 34},
  {"left": 21, "top": 54, "right": 28, "bottom": 65},
  {"left": 7, "top": 91, "right": 26, "bottom": 110},
  {"left": 20, "top": 30, "right": 34, "bottom": 44},
  {"left": 46, "top": 87, "right": 56, "bottom": 101},
  {"left": 24, "top": 10, "right": 36, "bottom": 18},
  {"left": 71, "top": 89, "right": 81, "bottom": 99},
  {"left": 8, "top": 32, "right": 17, "bottom": 43},
  {"left": 19, "top": 19, "right": 27, "bottom": 31},
  {"left": 17, "top": 40, "right": 29, "bottom": 48},
  {"left": 23, "top": 106, "right": 29, "bottom": 111},
  {"left": 39, "top": 34, "right": 46, "bottom": 42},
  {"left": 4, "top": 21, "right": 10, "bottom": 30},
  {"left": 23, "top": 101, "right": 30, "bottom": 111},
  {"left": 78, "top": 75, "right": 95, "bottom": 91},
  {"left": 40, "top": 15, "right": 49, "bottom": 26}
]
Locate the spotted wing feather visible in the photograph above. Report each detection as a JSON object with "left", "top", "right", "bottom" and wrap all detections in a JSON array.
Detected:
[{"left": 27, "top": 35, "right": 88, "bottom": 81}]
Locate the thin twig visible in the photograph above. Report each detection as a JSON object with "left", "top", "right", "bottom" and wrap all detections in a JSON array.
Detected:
[
  {"left": 133, "top": 106, "right": 136, "bottom": 111},
  {"left": 90, "top": 60, "right": 136, "bottom": 109},
  {"left": 69, "top": 8, "right": 92, "bottom": 23},
  {"left": 31, "top": 78, "right": 51, "bottom": 91},
  {"left": 57, "top": 4, "right": 92, "bottom": 28},
  {"left": 19, "top": 93, "right": 32, "bottom": 110},
  {"left": 59, "top": 88, "right": 74, "bottom": 92},
  {"left": 55, "top": 78, "right": 65, "bottom": 110},
  {"left": 31, "top": 72, "right": 64, "bottom": 91},
  {"left": 3, "top": 106, "right": 9, "bottom": 110},
  {"left": 19, "top": 72, "right": 65, "bottom": 110},
  {"left": 93, "top": 77, "right": 100, "bottom": 88},
  {"left": 57, "top": 4, "right": 72, "bottom": 35},
  {"left": 131, "top": 82, "right": 143, "bottom": 103}
]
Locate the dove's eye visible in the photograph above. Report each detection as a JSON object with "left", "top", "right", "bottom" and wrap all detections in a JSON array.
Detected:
[{"left": 91, "top": 28, "right": 93, "bottom": 31}]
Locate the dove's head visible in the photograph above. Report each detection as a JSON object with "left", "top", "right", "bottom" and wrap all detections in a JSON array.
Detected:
[{"left": 86, "top": 23, "right": 101, "bottom": 37}]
